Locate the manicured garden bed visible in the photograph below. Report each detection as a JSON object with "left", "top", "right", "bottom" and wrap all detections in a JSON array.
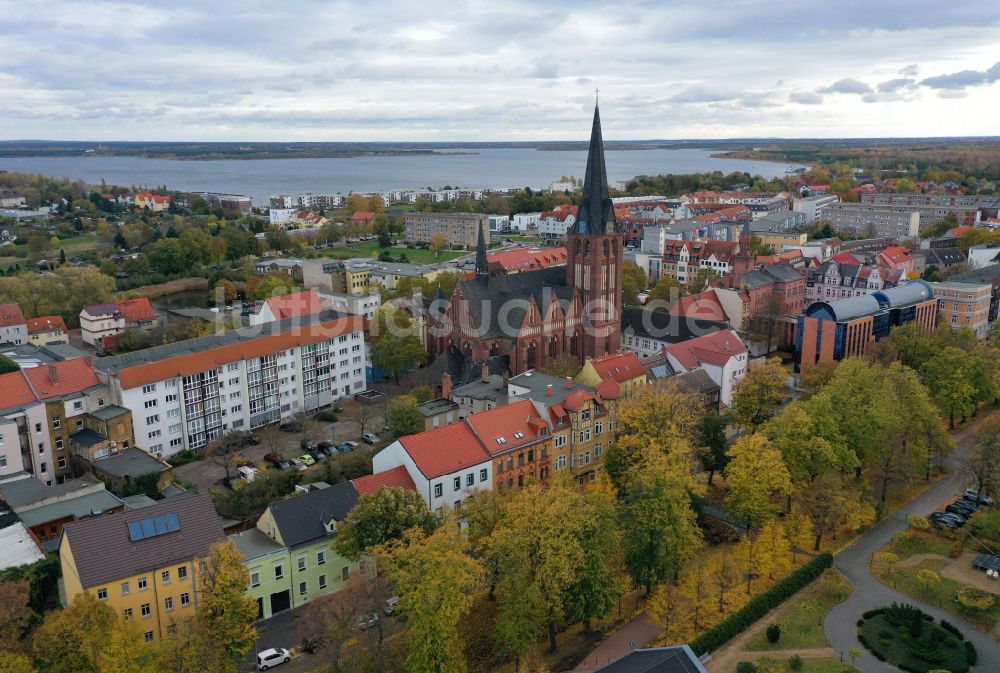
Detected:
[
  {"left": 856, "top": 603, "right": 975, "bottom": 673},
  {"left": 746, "top": 569, "right": 852, "bottom": 651}
]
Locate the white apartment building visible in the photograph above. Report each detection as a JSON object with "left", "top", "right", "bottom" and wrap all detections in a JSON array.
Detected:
[
  {"left": 269, "top": 208, "right": 296, "bottom": 226},
  {"left": 0, "top": 303, "right": 27, "bottom": 346},
  {"left": 793, "top": 194, "right": 840, "bottom": 224},
  {"left": 511, "top": 212, "right": 541, "bottom": 231},
  {"left": 92, "top": 313, "right": 367, "bottom": 457}
]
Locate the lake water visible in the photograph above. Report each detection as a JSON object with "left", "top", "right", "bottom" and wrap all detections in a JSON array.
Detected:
[{"left": 0, "top": 148, "right": 802, "bottom": 206}]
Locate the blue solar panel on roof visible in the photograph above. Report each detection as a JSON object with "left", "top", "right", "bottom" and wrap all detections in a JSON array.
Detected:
[
  {"left": 128, "top": 521, "right": 144, "bottom": 541},
  {"left": 165, "top": 513, "right": 180, "bottom": 531},
  {"left": 153, "top": 516, "right": 168, "bottom": 534},
  {"left": 140, "top": 519, "right": 156, "bottom": 537}
]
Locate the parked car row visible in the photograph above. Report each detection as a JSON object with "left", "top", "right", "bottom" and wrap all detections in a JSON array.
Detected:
[{"left": 930, "top": 491, "right": 992, "bottom": 529}]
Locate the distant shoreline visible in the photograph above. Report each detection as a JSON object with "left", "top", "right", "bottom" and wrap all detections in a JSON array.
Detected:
[{"left": 0, "top": 150, "right": 480, "bottom": 161}]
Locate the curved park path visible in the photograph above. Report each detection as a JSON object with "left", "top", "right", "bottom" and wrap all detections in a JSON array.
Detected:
[{"left": 824, "top": 415, "right": 1000, "bottom": 673}]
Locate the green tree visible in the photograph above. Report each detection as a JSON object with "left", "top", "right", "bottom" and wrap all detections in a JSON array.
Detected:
[
  {"left": 764, "top": 397, "right": 855, "bottom": 484},
  {"left": 620, "top": 452, "right": 702, "bottom": 596},
  {"left": 388, "top": 394, "right": 424, "bottom": 437},
  {"left": 696, "top": 410, "right": 729, "bottom": 485},
  {"left": 621, "top": 261, "right": 648, "bottom": 306},
  {"left": 254, "top": 274, "right": 296, "bottom": 299},
  {"left": 965, "top": 415, "right": 1000, "bottom": 503},
  {"left": 429, "top": 232, "right": 449, "bottom": 259},
  {"left": 923, "top": 346, "right": 978, "bottom": 428},
  {"left": 0, "top": 652, "right": 36, "bottom": 673},
  {"left": 369, "top": 307, "right": 428, "bottom": 383},
  {"left": 196, "top": 541, "right": 259, "bottom": 667},
  {"left": 333, "top": 487, "right": 438, "bottom": 561},
  {"left": 564, "top": 480, "right": 623, "bottom": 632},
  {"left": 375, "top": 522, "right": 483, "bottom": 673},
  {"left": 730, "top": 358, "right": 787, "bottom": 431},
  {"left": 646, "top": 275, "right": 682, "bottom": 311},
  {"left": 31, "top": 592, "right": 117, "bottom": 673},
  {"left": 724, "top": 433, "right": 792, "bottom": 529},
  {"left": 0, "top": 354, "right": 20, "bottom": 374},
  {"left": 797, "top": 474, "right": 874, "bottom": 550}
]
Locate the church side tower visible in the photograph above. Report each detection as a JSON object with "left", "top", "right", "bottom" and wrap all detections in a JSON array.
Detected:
[{"left": 566, "top": 102, "right": 624, "bottom": 359}]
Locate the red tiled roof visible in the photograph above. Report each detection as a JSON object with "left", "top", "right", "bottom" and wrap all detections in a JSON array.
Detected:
[
  {"left": 0, "top": 303, "right": 25, "bottom": 328},
  {"left": 0, "top": 370, "right": 37, "bottom": 409},
  {"left": 352, "top": 466, "right": 416, "bottom": 496},
  {"left": 949, "top": 226, "right": 972, "bottom": 237},
  {"left": 465, "top": 399, "right": 546, "bottom": 456},
  {"left": 665, "top": 329, "right": 746, "bottom": 370},
  {"left": 115, "top": 314, "right": 363, "bottom": 390},
  {"left": 24, "top": 358, "right": 101, "bottom": 399},
  {"left": 117, "top": 297, "right": 156, "bottom": 323},
  {"left": 263, "top": 289, "right": 325, "bottom": 321},
  {"left": 488, "top": 247, "right": 567, "bottom": 272},
  {"left": 669, "top": 290, "right": 727, "bottom": 322},
  {"left": 595, "top": 378, "right": 621, "bottom": 400},
  {"left": 831, "top": 252, "right": 860, "bottom": 264},
  {"left": 399, "top": 421, "right": 490, "bottom": 478},
  {"left": 350, "top": 211, "right": 376, "bottom": 222},
  {"left": 587, "top": 351, "right": 645, "bottom": 384},
  {"left": 563, "top": 389, "right": 599, "bottom": 413},
  {"left": 26, "top": 315, "right": 67, "bottom": 334},
  {"left": 701, "top": 240, "right": 738, "bottom": 262}
]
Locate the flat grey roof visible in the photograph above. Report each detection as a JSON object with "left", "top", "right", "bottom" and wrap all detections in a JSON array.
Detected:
[
  {"left": 230, "top": 527, "right": 285, "bottom": 561},
  {"left": 0, "top": 474, "right": 105, "bottom": 509},
  {"left": 415, "top": 398, "right": 460, "bottom": 417},
  {"left": 507, "top": 370, "right": 595, "bottom": 404},
  {"left": 92, "top": 448, "right": 167, "bottom": 478},
  {"left": 88, "top": 404, "right": 131, "bottom": 421},
  {"left": 17, "top": 490, "right": 123, "bottom": 528}
]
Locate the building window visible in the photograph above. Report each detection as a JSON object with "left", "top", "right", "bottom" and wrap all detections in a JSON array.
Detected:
[
  {"left": 319, "top": 574, "right": 327, "bottom": 590},
  {"left": 138, "top": 577, "right": 147, "bottom": 591},
  {"left": 274, "top": 564, "right": 283, "bottom": 580},
  {"left": 144, "top": 631, "right": 154, "bottom": 643},
  {"left": 180, "top": 593, "right": 190, "bottom": 607},
  {"left": 141, "top": 603, "right": 151, "bottom": 618},
  {"left": 142, "top": 384, "right": 156, "bottom": 394},
  {"left": 317, "top": 550, "right": 326, "bottom": 566},
  {"left": 595, "top": 421, "right": 603, "bottom": 435},
  {"left": 453, "top": 476, "right": 461, "bottom": 491},
  {"left": 595, "top": 443, "right": 603, "bottom": 457},
  {"left": 167, "top": 624, "right": 177, "bottom": 638},
  {"left": 58, "top": 456, "right": 66, "bottom": 469},
  {"left": 297, "top": 556, "right": 306, "bottom": 572},
  {"left": 144, "top": 399, "right": 157, "bottom": 409},
  {"left": 480, "top": 469, "right": 487, "bottom": 482},
  {"left": 123, "top": 608, "right": 133, "bottom": 621},
  {"left": 52, "top": 417, "right": 61, "bottom": 429},
  {"left": 97, "top": 588, "right": 108, "bottom": 600},
  {"left": 164, "top": 597, "right": 173, "bottom": 612},
  {"left": 433, "top": 484, "right": 442, "bottom": 498},
  {"left": 299, "top": 581, "right": 307, "bottom": 597},
  {"left": 177, "top": 565, "right": 187, "bottom": 581},
  {"left": 39, "top": 462, "right": 47, "bottom": 474},
  {"left": 341, "top": 566, "right": 350, "bottom": 581},
  {"left": 251, "top": 571, "right": 260, "bottom": 588},
  {"left": 466, "top": 473, "right": 474, "bottom": 487},
  {"left": 121, "top": 582, "right": 130, "bottom": 595}
]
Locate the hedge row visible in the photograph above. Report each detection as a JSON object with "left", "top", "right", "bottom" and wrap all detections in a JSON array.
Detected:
[
  {"left": 965, "top": 640, "right": 977, "bottom": 665},
  {"left": 940, "top": 619, "right": 964, "bottom": 641},
  {"left": 689, "top": 552, "right": 833, "bottom": 655}
]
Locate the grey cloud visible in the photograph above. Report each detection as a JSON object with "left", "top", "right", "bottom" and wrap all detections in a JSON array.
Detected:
[
  {"left": 818, "top": 78, "right": 874, "bottom": 95},
  {"left": 877, "top": 78, "right": 917, "bottom": 92},
  {"left": 789, "top": 91, "right": 823, "bottom": 105},
  {"left": 920, "top": 61, "right": 1000, "bottom": 89},
  {"left": 899, "top": 64, "right": 919, "bottom": 77}
]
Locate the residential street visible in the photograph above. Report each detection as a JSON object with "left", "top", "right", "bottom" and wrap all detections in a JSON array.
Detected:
[{"left": 823, "top": 413, "right": 1000, "bottom": 673}]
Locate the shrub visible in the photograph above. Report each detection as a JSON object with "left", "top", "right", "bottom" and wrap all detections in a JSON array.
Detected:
[
  {"left": 788, "top": 654, "right": 803, "bottom": 671},
  {"left": 949, "top": 539, "right": 964, "bottom": 558},
  {"left": 856, "top": 619, "right": 864, "bottom": 627},
  {"left": 939, "top": 619, "right": 964, "bottom": 640},
  {"left": 956, "top": 586, "right": 994, "bottom": 610},
  {"left": 315, "top": 410, "right": 338, "bottom": 422},
  {"left": 915, "top": 568, "right": 940, "bottom": 588},
  {"left": 736, "top": 663, "right": 758, "bottom": 673},
  {"left": 908, "top": 514, "right": 931, "bottom": 529},
  {"left": 965, "top": 640, "right": 977, "bottom": 665},
  {"left": 688, "top": 553, "right": 833, "bottom": 655},
  {"left": 766, "top": 623, "right": 781, "bottom": 643},
  {"left": 862, "top": 608, "right": 885, "bottom": 619}
]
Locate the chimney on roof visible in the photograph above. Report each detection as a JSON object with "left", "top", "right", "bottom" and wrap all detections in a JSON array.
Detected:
[
  {"left": 48, "top": 364, "right": 58, "bottom": 383},
  {"left": 566, "top": 377, "right": 573, "bottom": 389},
  {"left": 546, "top": 384, "right": 553, "bottom": 396},
  {"left": 481, "top": 363, "right": 490, "bottom": 384},
  {"left": 441, "top": 373, "right": 453, "bottom": 400}
]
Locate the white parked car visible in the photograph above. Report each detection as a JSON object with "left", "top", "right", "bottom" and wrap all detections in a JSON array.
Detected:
[{"left": 256, "top": 647, "right": 291, "bottom": 671}]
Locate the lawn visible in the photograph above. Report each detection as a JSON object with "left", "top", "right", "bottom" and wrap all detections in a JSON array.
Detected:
[
  {"left": 858, "top": 607, "right": 972, "bottom": 673},
  {"left": 751, "top": 656, "right": 858, "bottom": 673},
  {"left": 503, "top": 234, "right": 545, "bottom": 243},
  {"left": 874, "top": 557, "right": 1000, "bottom": 631},
  {"left": 884, "top": 529, "right": 955, "bottom": 559},
  {"left": 323, "top": 241, "right": 467, "bottom": 263},
  {"left": 746, "top": 569, "right": 853, "bottom": 651}
]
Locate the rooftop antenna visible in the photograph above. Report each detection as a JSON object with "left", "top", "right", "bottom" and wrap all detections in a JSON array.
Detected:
[{"left": 594, "top": 87, "right": 600, "bottom": 107}]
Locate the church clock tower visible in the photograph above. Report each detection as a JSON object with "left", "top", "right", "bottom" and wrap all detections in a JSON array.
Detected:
[{"left": 566, "top": 102, "right": 624, "bottom": 359}]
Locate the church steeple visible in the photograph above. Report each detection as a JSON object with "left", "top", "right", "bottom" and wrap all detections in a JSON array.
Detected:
[
  {"left": 475, "top": 222, "right": 489, "bottom": 285},
  {"left": 574, "top": 103, "right": 616, "bottom": 236}
]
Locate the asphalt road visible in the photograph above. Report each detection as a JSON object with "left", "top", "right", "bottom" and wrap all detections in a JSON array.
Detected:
[{"left": 823, "top": 415, "right": 1000, "bottom": 673}]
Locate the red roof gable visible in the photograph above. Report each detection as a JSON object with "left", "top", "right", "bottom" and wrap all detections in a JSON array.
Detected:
[
  {"left": 465, "top": 399, "right": 547, "bottom": 456},
  {"left": 117, "top": 297, "right": 156, "bottom": 323},
  {"left": 0, "top": 303, "right": 25, "bottom": 328},
  {"left": 263, "top": 289, "right": 325, "bottom": 321},
  {"left": 24, "top": 358, "right": 101, "bottom": 399},
  {"left": 669, "top": 290, "right": 727, "bottom": 322},
  {"left": 0, "top": 370, "right": 37, "bottom": 410},
  {"left": 587, "top": 351, "right": 645, "bottom": 384},
  {"left": 26, "top": 315, "right": 67, "bottom": 334},
  {"left": 399, "top": 422, "right": 490, "bottom": 478},
  {"left": 665, "top": 329, "right": 746, "bottom": 370},
  {"left": 352, "top": 465, "right": 416, "bottom": 496},
  {"left": 488, "top": 247, "right": 567, "bottom": 272},
  {"left": 563, "top": 389, "right": 601, "bottom": 413},
  {"left": 831, "top": 252, "right": 860, "bottom": 264},
  {"left": 595, "top": 378, "right": 621, "bottom": 400}
]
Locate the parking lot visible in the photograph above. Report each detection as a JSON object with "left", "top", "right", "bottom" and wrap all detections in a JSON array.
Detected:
[{"left": 174, "top": 398, "right": 391, "bottom": 492}]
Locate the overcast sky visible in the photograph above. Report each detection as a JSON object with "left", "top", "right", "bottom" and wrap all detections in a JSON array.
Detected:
[{"left": 2, "top": 0, "right": 999, "bottom": 141}]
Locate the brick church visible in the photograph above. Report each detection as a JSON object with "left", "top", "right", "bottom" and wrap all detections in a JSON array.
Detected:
[{"left": 430, "top": 104, "right": 624, "bottom": 375}]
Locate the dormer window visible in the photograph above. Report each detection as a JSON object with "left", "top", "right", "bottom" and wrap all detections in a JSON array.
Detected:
[
  {"left": 496, "top": 437, "right": 506, "bottom": 445},
  {"left": 323, "top": 518, "right": 337, "bottom": 534}
]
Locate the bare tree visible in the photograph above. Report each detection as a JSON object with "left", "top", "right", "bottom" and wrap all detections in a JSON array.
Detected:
[
  {"left": 211, "top": 431, "right": 247, "bottom": 481},
  {"left": 298, "top": 411, "right": 320, "bottom": 448},
  {"left": 350, "top": 401, "right": 374, "bottom": 438},
  {"left": 299, "top": 575, "right": 386, "bottom": 672},
  {"left": 258, "top": 424, "right": 284, "bottom": 459},
  {"left": 965, "top": 416, "right": 1000, "bottom": 503}
]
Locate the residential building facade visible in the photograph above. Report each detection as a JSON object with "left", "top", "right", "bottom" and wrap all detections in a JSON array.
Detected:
[
  {"left": 931, "top": 281, "right": 992, "bottom": 338},
  {"left": 404, "top": 212, "right": 490, "bottom": 248}
]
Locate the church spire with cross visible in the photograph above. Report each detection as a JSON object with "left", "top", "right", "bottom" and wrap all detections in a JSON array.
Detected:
[
  {"left": 474, "top": 219, "right": 489, "bottom": 284},
  {"left": 573, "top": 97, "right": 616, "bottom": 236}
]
